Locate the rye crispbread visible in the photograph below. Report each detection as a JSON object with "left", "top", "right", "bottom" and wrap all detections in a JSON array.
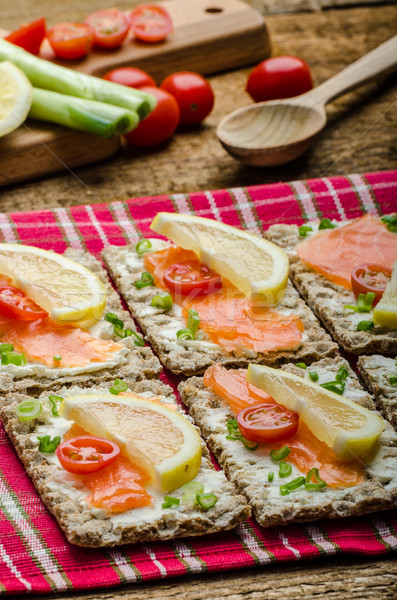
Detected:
[
  {"left": 102, "top": 243, "right": 337, "bottom": 376},
  {"left": 178, "top": 357, "right": 397, "bottom": 527},
  {"left": 0, "top": 249, "right": 161, "bottom": 396},
  {"left": 0, "top": 380, "right": 251, "bottom": 547},
  {"left": 358, "top": 355, "right": 397, "bottom": 430},
  {"left": 265, "top": 223, "right": 397, "bottom": 356}
]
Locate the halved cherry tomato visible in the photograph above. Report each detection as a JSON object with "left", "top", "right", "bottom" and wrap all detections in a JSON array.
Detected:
[
  {"left": 351, "top": 264, "right": 392, "bottom": 305},
  {"left": 246, "top": 56, "right": 313, "bottom": 102},
  {"left": 130, "top": 4, "right": 173, "bottom": 43},
  {"left": 85, "top": 9, "right": 130, "bottom": 49},
  {"left": 47, "top": 22, "right": 94, "bottom": 60},
  {"left": 56, "top": 435, "right": 120, "bottom": 474},
  {"left": 160, "top": 72, "right": 214, "bottom": 125},
  {"left": 163, "top": 260, "right": 223, "bottom": 297},
  {"left": 5, "top": 17, "right": 46, "bottom": 55},
  {"left": 103, "top": 67, "right": 156, "bottom": 88},
  {"left": 0, "top": 285, "right": 48, "bottom": 321},
  {"left": 237, "top": 402, "right": 299, "bottom": 443}
]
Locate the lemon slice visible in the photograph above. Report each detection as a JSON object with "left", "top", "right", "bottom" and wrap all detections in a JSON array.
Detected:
[
  {"left": 0, "top": 61, "right": 33, "bottom": 137},
  {"left": 247, "top": 364, "right": 384, "bottom": 461},
  {"left": 373, "top": 259, "right": 397, "bottom": 328},
  {"left": 0, "top": 244, "right": 106, "bottom": 324},
  {"left": 151, "top": 212, "right": 289, "bottom": 306},
  {"left": 61, "top": 392, "right": 202, "bottom": 492}
]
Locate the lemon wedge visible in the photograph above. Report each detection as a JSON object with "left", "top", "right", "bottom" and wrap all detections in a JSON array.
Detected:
[
  {"left": 151, "top": 212, "right": 289, "bottom": 306},
  {"left": 0, "top": 61, "right": 33, "bottom": 137},
  {"left": 247, "top": 364, "right": 384, "bottom": 461},
  {"left": 0, "top": 244, "right": 106, "bottom": 325},
  {"left": 373, "top": 259, "right": 397, "bottom": 328},
  {"left": 61, "top": 392, "right": 202, "bottom": 492}
]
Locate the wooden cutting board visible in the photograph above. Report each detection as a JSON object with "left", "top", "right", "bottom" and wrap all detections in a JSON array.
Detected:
[{"left": 0, "top": 0, "right": 270, "bottom": 187}]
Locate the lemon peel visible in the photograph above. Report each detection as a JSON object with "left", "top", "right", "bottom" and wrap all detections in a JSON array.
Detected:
[{"left": 0, "top": 61, "right": 32, "bottom": 137}]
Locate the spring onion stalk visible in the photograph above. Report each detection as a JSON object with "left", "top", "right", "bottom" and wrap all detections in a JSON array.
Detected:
[
  {"left": 270, "top": 446, "right": 291, "bottom": 461},
  {"left": 134, "top": 272, "right": 154, "bottom": 289},
  {"left": 381, "top": 214, "right": 397, "bottom": 233},
  {"left": 278, "top": 462, "right": 292, "bottom": 478},
  {"left": 48, "top": 395, "right": 63, "bottom": 417},
  {"left": 296, "top": 362, "right": 306, "bottom": 369},
  {"left": 286, "top": 476, "right": 305, "bottom": 491},
  {"left": 344, "top": 292, "right": 375, "bottom": 313},
  {"left": 162, "top": 496, "right": 180, "bottom": 509},
  {"left": 109, "top": 378, "right": 128, "bottom": 395},
  {"left": 298, "top": 225, "right": 313, "bottom": 237},
  {"left": 187, "top": 309, "right": 200, "bottom": 333},
  {"left": 29, "top": 88, "right": 139, "bottom": 138},
  {"left": 0, "top": 343, "right": 14, "bottom": 354},
  {"left": 15, "top": 398, "right": 42, "bottom": 421},
  {"left": 309, "top": 371, "right": 319, "bottom": 382},
  {"left": 357, "top": 320, "right": 374, "bottom": 332},
  {"left": 136, "top": 239, "right": 152, "bottom": 255},
  {"left": 181, "top": 481, "right": 204, "bottom": 504},
  {"left": 268, "top": 471, "right": 274, "bottom": 482},
  {"left": 226, "top": 418, "right": 242, "bottom": 440},
  {"left": 105, "top": 312, "right": 124, "bottom": 328},
  {"left": 177, "top": 328, "right": 195, "bottom": 341},
  {"left": 320, "top": 380, "right": 345, "bottom": 395},
  {"left": 196, "top": 492, "right": 217, "bottom": 510},
  {"left": 0, "top": 38, "right": 156, "bottom": 119},
  {"left": 318, "top": 218, "right": 336, "bottom": 230},
  {"left": 335, "top": 366, "right": 349, "bottom": 381},
  {"left": 305, "top": 467, "right": 327, "bottom": 491},
  {"left": 151, "top": 293, "right": 173, "bottom": 310},
  {"left": 130, "top": 331, "right": 145, "bottom": 346},
  {"left": 279, "top": 485, "right": 289, "bottom": 496},
  {"left": 1, "top": 351, "right": 27, "bottom": 366},
  {"left": 241, "top": 437, "right": 260, "bottom": 451}
]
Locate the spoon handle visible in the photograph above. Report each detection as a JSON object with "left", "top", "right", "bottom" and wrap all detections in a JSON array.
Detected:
[{"left": 303, "top": 35, "right": 397, "bottom": 106}]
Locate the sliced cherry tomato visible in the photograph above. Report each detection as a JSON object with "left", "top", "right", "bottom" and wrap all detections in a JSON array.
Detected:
[
  {"left": 103, "top": 66, "right": 156, "bottom": 88},
  {"left": 85, "top": 9, "right": 130, "bottom": 49},
  {"left": 5, "top": 17, "right": 46, "bottom": 55},
  {"left": 56, "top": 435, "right": 120, "bottom": 474},
  {"left": 351, "top": 264, "right": 392, "bottom": 304},
  {"left": 163, "top": 260, "right": 223, "bottom": 297},
  {"left": 237, "top": 402, "right": 299, "bottom": 443},
  {"left": 124, "top": 86, "right": 179, "bottom": 147},
  {"left": 0, "top": 285, "right": 48, "bottom": 320},
  {"left": 47, "top": 22, "right": 94, "bottom": 60},
  {"left": 160, "top": 71, "right": 214, "bottom": 125},
  {"left": 246, "top": 56, "right": 313, "bottom": 102},
  {"left": 130, "top": 4, "right": 173, "bottom": 43}
]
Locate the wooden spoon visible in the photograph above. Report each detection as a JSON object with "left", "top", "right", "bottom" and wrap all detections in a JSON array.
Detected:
[{"left": 216, "top": 35, "right": 397, "bottom": 167}]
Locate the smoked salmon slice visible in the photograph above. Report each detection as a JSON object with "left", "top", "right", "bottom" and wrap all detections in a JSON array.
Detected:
[{"left": 295, "top": 215, "right": 397, "bottom": 290}]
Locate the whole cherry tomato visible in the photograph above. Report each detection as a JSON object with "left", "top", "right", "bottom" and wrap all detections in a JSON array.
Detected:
[
  {"left": 85, "top": 9, "right": 130, "bottom": 49},
  {"left": 5, "top": 17, "right": 46, "bottom": 55},
  {"left": 47, "top": 22, "right": 94, "bottom": 60},
  {"left": 246, "top": 56, "right": 313, "bottom": 102},
  {"left": 351, "top": 264, "right": 392, "bottom": 305},
  {"left": 160, "top": 71, "right": 214, "bottom": 125},
  {"left": 130, "top": 4, "right": 173, "bottom": 43},
  {"left": 237, "top": 402, "right": 299, "bottom": 443},
  {"left": 56, "top": 435, "right": 120, "bottom": 474},
  {"left": 124, "top": 86, "right": 179, "bottom": 147},
  {"left": 103, "top": 67, "right": 156, "bottom": 88},
  {"left": 163, "top": 260, "right": 223, "bottom": 296},
  {"left": 0, "top": 285, "right": 48, "bottom": 320}
]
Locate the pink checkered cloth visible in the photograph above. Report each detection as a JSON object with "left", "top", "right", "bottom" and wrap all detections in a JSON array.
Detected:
[{"left": 0, "top": 171, "right": 396, "bottom": 595}]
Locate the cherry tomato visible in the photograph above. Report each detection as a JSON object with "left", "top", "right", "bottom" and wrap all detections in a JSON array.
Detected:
[
  {"left": 124, "top": 86, "right": 179, "bottom": 147},
  {"left": 246, "top": 56, "right": 313, "bottom": 102},
  {"left": 130, "top": 4, "right": 173, "bottom": 43},
  {"left": 160, "top": 71, "right": 214, "bottom": 125},
  {"left": 351, "top": 264, "right": 392, "bottom": 304},
  {"left": 163, "top": 260, "right": 223, "bottom": 296},
  {"left": 237, "top": 402, "right": 299, "bottom": 443},
  {"left": 47, "top": 22, "right": 94, "bottom": 60},
  {"left": 5, "top": 17, "right": 46, "bottom": 55},
  {"left": 0, "top": 285, "right": 48, "bottom": 320},
  {"left": 56, "top": 435, "right": 120, "bottom": 474},
  {"left": 103, "top": 67, "right": 156, "bottom": 88},
  {"left": 85, "top": 9, "right": 130, "bottom": 49}
]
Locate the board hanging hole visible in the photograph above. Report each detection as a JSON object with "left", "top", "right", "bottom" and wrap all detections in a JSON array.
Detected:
[{"left": 205, "top": 7, "right": 223, "bottom": 14}]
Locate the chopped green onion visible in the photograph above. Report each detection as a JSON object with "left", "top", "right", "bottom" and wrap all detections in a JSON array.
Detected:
[
  {"left": 176, "top": 328, "right": 195, "bottom": 341},
  {"left": 305, "top": 468, "right": 327, "bottom": 491},
  {"left": 130, "top": 331, "right": 145, "bottom": 346},
  {"left": 357, "top": 320, "right": 375, "bottom": 332},
  {"left": 181, "top": 481, "right": 204, "bottom": 504},
  {"left": 320, "top": 380, "right": 345, "bottom": 395},
  {"left": 196, "top": 492, "right": 218, "bottom": 510},
  {"left": 15, "top": 398, "right": 42, "bottom": 421},
  {"left": 162, "top": 495, "right": 181, "bottom": 509},
  {"left": 134, "top": 272, "right": 154, "bottom": 289},
  {"left": 279, "top": 462, "right": 292, "bottom": 478},
  {"left": 270, "top": 446, "right": 291, "bottom": 461},
  {"left": 48, "top": 395, "right": 62, "bottom": 417},
  {"left": 335, "top": 366, "right": 349, "bottom": 381},
  {"left": 268, "top": 471, "right": 274, "bottom": 482},
  {"left": 318, "top": 218, "right": 336, "bottom": 230},
  {"left": 53, "top": 355, "right": 62, "bottom": 362},
  {"left": 114, "top": 325, "right": 126, "bottom": 338},
  {"left": 344, "top": 292, "right": 375, "bottom": 313},
  {"left": 390, "top": 376, "right": 397, "bottom": 385},
  {"left": 309, "top": 371, "right": 319, "bottom": 382},
  {"left": 381, "top": 214, "right": 397, "bottom": 233},
  {"left": 136, "top": 239, "right": 152, "bottom": 256},
  {"left": 296, "top": 362, "right": 306, "bottom": 369},
  {"left": 187, "top": 309, "right": 200, "bottom": 333},
  {"left": 226, "top": 418, "right": 242, "bottom": 441},
  {"left": 109, "top": 378, "right": 128, "bottom": 395},
  {"left": 0, "top": 343, "right": 14, "bottom": 354},
  {"left": 286, "top": 476, "right": 305, "bottom": 491},
  {"left": 105, "top": 312, "right": 124, "bottom": 328},
  {"left": 279, "top": 485, "right": 289, "bottom": 496},
  {"left": 37, "top": 435, "right": 61, "bottom": 453},
  {"left": 298, "top": 225, "right": 313, "bottom": 237},
  {"left": 241, "top": 438, "right": 260, "bottom": 452},
  {"left": 151, "top": 293, "right": 173, "bottom": 310},
  {"left": 1, "top": 351, "right": 27, "bottom": 366}
]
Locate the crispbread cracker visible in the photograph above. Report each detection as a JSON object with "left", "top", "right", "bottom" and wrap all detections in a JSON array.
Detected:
[
  {"left": 0, "top": 249, "right": 161, "bottom": 396},
  {"left": 178, "top": 357, "right": 397, "bottom": 527},
  {"left": 0, "top": 380, "right": 250, "bottom": 547},
  {"left": 265, "top": 223, "right": 397, "bottom": 355},
  {"left": 102, "top": 243, "right": 337, "bottom": 376},
  {"left": 358, "top": 355, "right": 397, "bottom": 429}
]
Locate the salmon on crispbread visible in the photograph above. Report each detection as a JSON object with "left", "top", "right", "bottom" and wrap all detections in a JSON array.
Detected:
[{"left": 358, "top": 355, "right": 397, "bottom": 430}]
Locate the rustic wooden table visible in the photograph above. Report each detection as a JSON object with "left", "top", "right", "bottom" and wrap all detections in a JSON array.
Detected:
[{"left": 2, "top": 1, "right": 397, "bottom": 598}]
